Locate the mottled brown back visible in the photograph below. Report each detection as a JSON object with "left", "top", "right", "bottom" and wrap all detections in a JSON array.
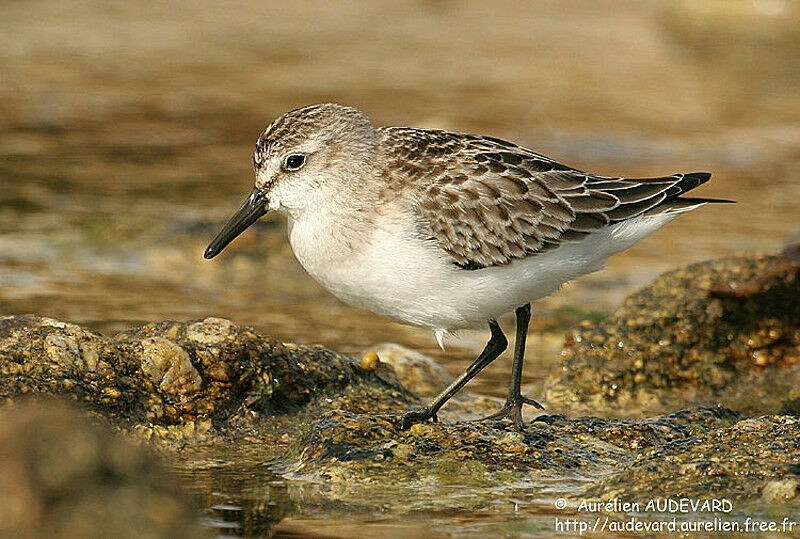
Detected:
[{"left": 379, "top": 127, "right": 714, "bottom": 270}]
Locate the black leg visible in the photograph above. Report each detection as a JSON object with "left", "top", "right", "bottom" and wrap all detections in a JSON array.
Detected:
[
  {"left": 480, "top": 303, "right": 544, "bottom": 426},
  {"left": 508, "top": 303, "right": 531, "bottom": 402},
  {"left": 401, "top": 320, "right": 507, "bottom": 429}
]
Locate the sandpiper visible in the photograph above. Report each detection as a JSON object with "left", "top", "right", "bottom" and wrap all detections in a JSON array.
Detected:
[{"left": 204, "top": 103, "right": 729, "bottom": 427}]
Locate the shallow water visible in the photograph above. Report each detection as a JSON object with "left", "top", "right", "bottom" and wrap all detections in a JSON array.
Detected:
[{"left": 1, "top": 0, "right": 798, "bottom": 535}]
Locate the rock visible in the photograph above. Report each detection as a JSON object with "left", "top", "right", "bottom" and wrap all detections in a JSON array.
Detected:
[
  {"left": 1, "top": 287, "right": 798, "bottom": 523},
  {"left": 364, "top": 343, "right": 452, "bottom": 398},
  {"left": 588, "top": 416, "right": 800, "bottom": 502},
  {"left": 274, "top": 406, "right": 751, "bottom": 510},
  {"left": 140, "top": 337, "right": 203, "bottom": 398},
  {"left": 0, "top": 315, "right": 414, "bottom": 439},
  {"left": 763, "top": 479, "right": 799, "bottom": 502},
  {"left": 545, "top": 252, "right": 800, "bottom": 417},
  {"left": 0, "top": 399, "right": 199, "bottom": 538},
  {"left": 363, "top": 342, "right": 503, "bottom": 420},
  {"left": 266, "top": 405, "right": 800, "bottom": 513}
]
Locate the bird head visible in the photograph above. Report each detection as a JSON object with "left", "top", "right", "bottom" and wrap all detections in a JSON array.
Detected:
[{"left": 204, "top": 103, "right": 378, "bottom": 259}]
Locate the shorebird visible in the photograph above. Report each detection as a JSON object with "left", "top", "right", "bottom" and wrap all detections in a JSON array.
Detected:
[{"left": 204, "top": 103, "right": 728, "bottom": 427}]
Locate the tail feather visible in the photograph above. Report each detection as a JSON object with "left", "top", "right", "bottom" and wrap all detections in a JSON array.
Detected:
[
  {"left": 670, "top": 172, "right": 712, "bottom": 195},
  {"left": 567, "top": 170, "right": 730, "bottom": 238},
  {"left": 639, "top": 172, "right": 733, "bottom": 218},
  {"left": 645, "top": 197, "right": 727, "bottom": 217}
]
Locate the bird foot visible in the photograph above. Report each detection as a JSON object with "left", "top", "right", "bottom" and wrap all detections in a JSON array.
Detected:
[
  {"left": 478, "top": 395, "right": 544, "bottom": 427},
  {"left": 400, "top": 408, "right": 438, "bottom": 430}
]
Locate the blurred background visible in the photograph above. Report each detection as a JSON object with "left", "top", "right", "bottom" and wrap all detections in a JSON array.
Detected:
[{"left": 1, "top": 0, "right": 798, "bottom": 398}]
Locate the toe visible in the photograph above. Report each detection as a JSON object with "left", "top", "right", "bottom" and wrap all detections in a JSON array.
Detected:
[
  {"left": 520, "top": 396, "right": 545, "bottom": 410},
  {"left": 400, "top": 409, "right": 435, "bottom": 429}
]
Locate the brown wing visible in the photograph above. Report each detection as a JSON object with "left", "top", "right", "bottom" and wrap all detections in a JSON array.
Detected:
[{"left": 380, "top": 127, "right": 714, "bottom": 270}]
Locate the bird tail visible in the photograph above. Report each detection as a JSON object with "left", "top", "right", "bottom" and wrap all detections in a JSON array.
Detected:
[{"left": 646, "top": 172, "right": 734, "bottom": 216}]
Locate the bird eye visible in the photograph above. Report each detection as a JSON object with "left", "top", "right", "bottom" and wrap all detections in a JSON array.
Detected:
[{"left": 284, "top": 154, "right": 306, "bottom": 171}]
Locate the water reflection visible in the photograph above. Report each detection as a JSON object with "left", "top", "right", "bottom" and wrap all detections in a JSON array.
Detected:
[{"left": 174, "top": 446, "right": 293, "bottom": 537}]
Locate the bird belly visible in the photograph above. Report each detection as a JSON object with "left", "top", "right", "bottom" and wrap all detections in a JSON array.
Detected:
[
  {"left": 288, "top": 214, "right": 467, "bottom": 329},
  {"left": 287, "top": 211, "right": 678, "bottom": 332}
]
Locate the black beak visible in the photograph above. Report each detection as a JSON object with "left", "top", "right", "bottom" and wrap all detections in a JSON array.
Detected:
[{"left": 204, "top": 188, "right": 269, "bottom": 259}]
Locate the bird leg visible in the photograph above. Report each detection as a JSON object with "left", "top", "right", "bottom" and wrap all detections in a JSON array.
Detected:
[
  {"left": 400, "top": 320, "right": 507, "bottom": 429},
  {"left": 479, "top": 303, "right": 544, "bottom": 427}
]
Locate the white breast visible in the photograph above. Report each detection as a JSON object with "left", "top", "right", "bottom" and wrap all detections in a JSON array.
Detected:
[{"left": 287, "top": 205, "right": 467, "bottom": 328}]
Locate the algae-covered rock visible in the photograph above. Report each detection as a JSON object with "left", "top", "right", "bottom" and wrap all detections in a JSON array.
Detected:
[
  {"left": 265, "top": 405, "right": 800, "bottom": 514},
  {"left": 0, "top": 400, "right": 199, "bottom": 538},
  {"left": 588, "top": 415, "right": 800, "bottom": 502},
  {"left": 546, "top": 251, "right": 800, "bottom": 416},
  {"left": 0, "top": 315, "right": 413, "bottom": 438},
  {"left": 270, "top": 406, "right": 753, "bottom": 512},
  {"left": 2, "top": 245, "right": 800, "bottom": 528},
  {"left": 288, "top": 406, "right": 742, "bottom": 478}
]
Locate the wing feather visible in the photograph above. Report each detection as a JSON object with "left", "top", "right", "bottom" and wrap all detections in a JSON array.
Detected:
[{"left": 379, "top": 127, "right": 714, "bottom": 269}]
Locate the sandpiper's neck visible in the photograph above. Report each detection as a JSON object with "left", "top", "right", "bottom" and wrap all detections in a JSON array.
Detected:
[{"left": 284, "top": 178, "right": 383, "bottom": 264}]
